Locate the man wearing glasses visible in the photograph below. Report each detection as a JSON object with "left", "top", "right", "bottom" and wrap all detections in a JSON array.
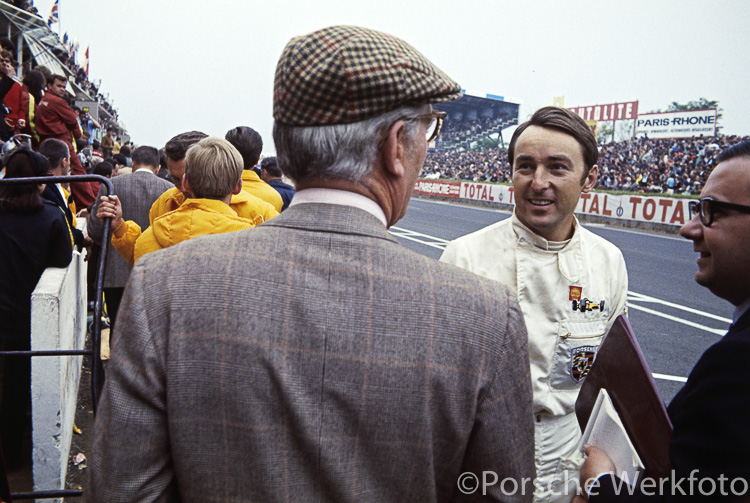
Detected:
[
  {"left": 89, "top": 25, "right": 535, "bottom": 502},
  {"left": 579, "top": 140, "right": 750, "bottom": 501},
  {"left": 441, "top": 106, "right": 628, "bottom": 502}
]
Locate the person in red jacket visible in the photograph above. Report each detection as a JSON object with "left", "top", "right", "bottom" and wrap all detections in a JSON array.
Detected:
[
  {"left": 35, "top": 74, "right": 98, "bottom": 208},
  {"left": 5, "top": 70, "right": 45, "bottom": 148},
  {"left": 0, "top": 50, "right": 17, "bottom": 141}
]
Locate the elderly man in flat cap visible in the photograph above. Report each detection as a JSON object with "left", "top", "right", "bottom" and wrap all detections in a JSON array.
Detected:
[{"left": 89, "top": 26, "right": 534, "bottom": 502}]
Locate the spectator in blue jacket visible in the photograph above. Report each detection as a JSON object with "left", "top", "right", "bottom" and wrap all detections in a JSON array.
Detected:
[{"left": 260, "top": 156, "right": 294, "bottom": 211}]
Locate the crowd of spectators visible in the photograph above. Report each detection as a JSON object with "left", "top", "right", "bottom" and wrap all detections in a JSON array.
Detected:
[
  {"left": 437, "top": 112, "right": 516, "bottom": 148},
  {"left": 4, "top": 0, "right": 119, "bottom": 123},
  {"left": 9, "top": 0, "right": 38, "bottom": 15},
  {"left": 55, "top": 50, "right": 117, "bottom": 120},
  {"left": 424, "top": 147, "right": 510, "bottom": 183},
  {"left": 423, "top": 133, "right": 750, "bottom": 194},
  {"left": 438, "top": 116, "right": 496, "bottom": 144}
]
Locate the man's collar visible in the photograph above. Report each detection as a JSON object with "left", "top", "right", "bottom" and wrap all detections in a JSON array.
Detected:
[
  {"left": 133, "top": 167, "right": 154, "bottom": 175},
  {"left": 511, "top": 212, "right": 576, "bottom": 251},
  {"left": 290, "top": 188, "right": 387, "bottom": 226}
]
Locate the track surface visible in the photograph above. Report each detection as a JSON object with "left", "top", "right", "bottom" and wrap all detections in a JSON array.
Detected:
[{"left": 391, "top": 198, "right": 732, "bottom": 404}]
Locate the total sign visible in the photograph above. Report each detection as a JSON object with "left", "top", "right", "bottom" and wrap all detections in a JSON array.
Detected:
[
  {"left": 578, "top": 193, "right": 690, "bottom": 225},
  {"left": 445, "top": 181, "right": 691, "bottom": 226}
]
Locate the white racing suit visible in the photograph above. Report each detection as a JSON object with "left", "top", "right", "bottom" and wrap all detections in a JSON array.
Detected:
[{"left": 441, "top": 214, "right": 627, "bottom": 502}]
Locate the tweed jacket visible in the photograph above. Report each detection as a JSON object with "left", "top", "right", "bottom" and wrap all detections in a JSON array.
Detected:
[
  {"left": 87, "top": 170, "right": 172, "bottom": 288},
  {"left": 89, "top": 203, "right": 535, "bottom": 502}
]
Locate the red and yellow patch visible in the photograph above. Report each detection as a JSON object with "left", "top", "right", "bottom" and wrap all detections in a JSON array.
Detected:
[{"left": 569, "top": 286, "right": 582, "bottom": 301}]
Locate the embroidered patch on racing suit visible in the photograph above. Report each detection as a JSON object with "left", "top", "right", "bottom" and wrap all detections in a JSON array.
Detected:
[{"left": 570, "top": 345, "right": 596, "bottom": 382}]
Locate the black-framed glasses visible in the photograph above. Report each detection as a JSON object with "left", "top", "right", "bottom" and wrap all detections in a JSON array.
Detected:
[{"left": 688, "top": 197, "right": 750, "bottom": 226}]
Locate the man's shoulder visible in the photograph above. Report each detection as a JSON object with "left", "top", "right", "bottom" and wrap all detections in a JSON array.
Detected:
[
  {"left": 155, "top": 186, "right": 181, "bottom": 201},
  {"left": 40, "top": 199, "right": 67, "bottom": 221},
  {"left": 41, "top": 184, "right": 61, "bottom": 203},
  {"left": 433, "top": 251, "right": 516, "bottom": 296},
  {"left": 132, "top": 171, "right": 173, "bottom": 188},
  {"left": 39, "top": 92, "right": 66, "bottom": 108},
  {"left": 114, "top": 172, "right": 172, "bottom": 195},
  {"left": 576, "top": 224, "right": 625, "bottom": 260},
  {"left": 696, "top": 314, "right": 750, "bottom": 369},
  {"left": 269, "top": 179, "right": 294, "bottom": 190},
  {"left": 444, "top": 217, "right": 513, "bottom": 255}
]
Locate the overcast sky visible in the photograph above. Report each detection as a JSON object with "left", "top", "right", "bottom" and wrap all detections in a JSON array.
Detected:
[{"left": 31, "top": 0, "right": 750, "bottom": 152}]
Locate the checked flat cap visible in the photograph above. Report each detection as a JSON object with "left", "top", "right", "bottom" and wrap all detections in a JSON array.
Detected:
[{"left": 273, "top": 25, "right": 462, "bottom": 126}]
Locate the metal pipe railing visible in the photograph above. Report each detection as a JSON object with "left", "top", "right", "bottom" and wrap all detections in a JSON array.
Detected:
[{"left": 0, "top": 173, "right": 114, "bottom": 500}]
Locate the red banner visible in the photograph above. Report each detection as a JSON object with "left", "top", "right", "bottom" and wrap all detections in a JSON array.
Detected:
[
  {"left": 413, "top": 180, "right": 460, "bottom": 198},
  {"left": 568, "top": 101, "right": 638, "bottom": 121}
]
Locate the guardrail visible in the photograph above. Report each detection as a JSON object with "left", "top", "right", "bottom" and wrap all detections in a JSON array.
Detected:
[{"left": 413, "top": 178, "right": 692, "bottom": 233}]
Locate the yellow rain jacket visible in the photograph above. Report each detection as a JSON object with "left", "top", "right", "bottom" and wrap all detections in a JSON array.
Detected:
[
  {"left": 112, "top": 188, "right": 275, "bottom": 265},
  {"left": 114, "top": 198, "right": 256, "bottom": 264},
  {"left": 241, "top": 170, "right": 284, "bottom": 212}
]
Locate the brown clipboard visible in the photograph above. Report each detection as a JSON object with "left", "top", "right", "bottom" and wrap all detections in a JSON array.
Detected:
[{"left": 575, "top": 314, "right": 673, "bottom": 479}]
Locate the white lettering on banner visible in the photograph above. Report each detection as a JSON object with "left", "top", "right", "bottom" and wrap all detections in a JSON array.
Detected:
[
  {"left": 578, "top": 194, "right": 688, "bottom": 224},
  {"left": 569, "top": 101, "right": 639, "bottom": 121},
  {"left": 636, "top": 109, "right": 717, "bottom": 139},
  {"left": 415, "top": 179, "right": 690, "bottom": 226},
  {"left": 414, "top": 180, "right": 460, "bottom": 198},
  {"left": 462, "top": 183, "right": 497, "bottom": 202},
  {"left": 459, "top": 183, "right": 515, "bottom": 204}
]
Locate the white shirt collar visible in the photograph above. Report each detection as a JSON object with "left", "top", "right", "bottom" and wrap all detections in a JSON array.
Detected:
[
  {"left": 55, "top": 183, "right": 66, "bottom": 200},
  {"left": 289, "top": 188, "right": 387, "bottom": 227},
  {"left": 134, "top": 167, "right": 154, "bottom": 175}
]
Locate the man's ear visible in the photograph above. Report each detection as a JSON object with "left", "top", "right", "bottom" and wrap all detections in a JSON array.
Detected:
[
  {"left": 582, "top": 165, "right": 598, "bottom": 193},
  {"left": 232, "top": 178, "right": 243, "bottom": 195},
  {"left": 381, "top": 120, "right": 407, "bottom": 178}
]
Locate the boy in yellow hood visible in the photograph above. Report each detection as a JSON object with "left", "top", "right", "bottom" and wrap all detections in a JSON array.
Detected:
[{"left": 100, "top": 137, "right": 257, "bottom": 263}]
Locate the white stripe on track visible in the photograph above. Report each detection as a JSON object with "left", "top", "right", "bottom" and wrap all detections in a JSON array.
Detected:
[
  {"left": 652, "top": 373, "right": 688, "bottom": 383},
  {"left": 627, "top": 304, "right": 726, "bottom": 336},
  {"left": 628, "top": 291, "right": 731, "bottom": 323},
  {"left": 389, "top": 226, "right": 449, "bottom": 249}
]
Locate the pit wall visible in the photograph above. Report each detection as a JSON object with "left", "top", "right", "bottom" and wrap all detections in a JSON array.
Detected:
[
  {"left": 414, "top": 179, "right": 690, "bottom": 233},
  {"left": 30, "top": 248, "right": 88, "bottom": 497}
]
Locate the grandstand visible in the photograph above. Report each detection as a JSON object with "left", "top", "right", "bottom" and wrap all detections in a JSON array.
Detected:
[
  {"left": 434, "top": 90, "right": 520, "bottom": 150},
  {"left": 0, "top": 1, "right": 119, "bottom": 130}
]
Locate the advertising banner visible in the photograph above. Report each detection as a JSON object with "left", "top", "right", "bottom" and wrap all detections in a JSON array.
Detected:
[
  {"left": 635, "top": 109, "right": 717, "bottom": 139},
  {"left": 420, "top": 180, "right": 691, "bottom": 226},
  {"left": 413, "top": 179, "right": 461, "bottom": 199},
  {"left": 568, "top": 101, "right": 639, "bottom": 121},
  {"left": 586, "top": 120, "right": 597, "bottom": 137}
]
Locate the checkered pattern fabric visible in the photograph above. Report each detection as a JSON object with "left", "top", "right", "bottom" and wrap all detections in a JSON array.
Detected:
[
  {"left": 274, "top": 25, "right": 462, "bottom": 126},
  {"left": 89, "top": 204, "right": 535, "bottom": 502}
]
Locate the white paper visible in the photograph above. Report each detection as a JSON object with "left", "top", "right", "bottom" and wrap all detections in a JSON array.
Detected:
[{"left": 580, "top": 388, "right": 644, "bottom": 484}]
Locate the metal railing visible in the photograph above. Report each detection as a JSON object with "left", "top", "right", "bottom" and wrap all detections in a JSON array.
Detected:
[{"left": 0, "top": 174, "right": 113, "bottom": 501}]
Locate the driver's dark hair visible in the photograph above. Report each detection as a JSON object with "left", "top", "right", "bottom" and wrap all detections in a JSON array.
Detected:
[{"left": 508, "top": 106, "right": 598, "bottom": 176}]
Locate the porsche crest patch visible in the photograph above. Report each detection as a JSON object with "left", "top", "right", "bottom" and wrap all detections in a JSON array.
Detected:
[{"left": 571, "top": 346, "right": 596, "bottom": 382}]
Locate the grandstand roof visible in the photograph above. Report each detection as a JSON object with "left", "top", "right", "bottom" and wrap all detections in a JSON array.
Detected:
[
  {"left": 0, "top": 1, "right": 90, "bottom": 98},
  {"left": 463, "top": 89, "right": 522, "bottom": 104},
  {"left": 436, "top": 89, "right": 521, "bottom": 116}
]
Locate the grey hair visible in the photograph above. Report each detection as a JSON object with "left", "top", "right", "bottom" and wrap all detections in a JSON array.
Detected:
[{"left": 273, "top": 105, "right": 425, "bottom": 185}]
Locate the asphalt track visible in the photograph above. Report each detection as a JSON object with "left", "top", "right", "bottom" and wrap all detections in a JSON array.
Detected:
[{"left": 390, "top": 197, "right": 734, "bottom": 405}]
